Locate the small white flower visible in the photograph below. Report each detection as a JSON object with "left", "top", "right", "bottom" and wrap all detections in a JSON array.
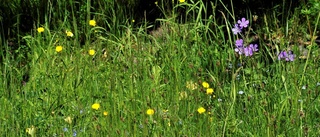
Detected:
[
  {"left": 218, "top": 98, "right": 222, "bottom": 102},
  {"left": 302, "top": 85, "right": 306, "bottom": 90},
  {"left": 236, "top": 74, "right": 241, "bottom": 80},
  {"left": 238, "top": 90, "right": 244, "bottom": 95}
]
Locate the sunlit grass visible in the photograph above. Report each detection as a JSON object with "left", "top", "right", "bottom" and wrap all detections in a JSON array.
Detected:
[{"left": 1, "top": 0, "right": 320, "bottom": 137}]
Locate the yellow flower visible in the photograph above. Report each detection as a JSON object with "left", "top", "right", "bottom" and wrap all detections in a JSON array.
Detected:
[
  {"left": 56, "top": 46, "right": 63, "bottom": 52},
  {"left": 26, "top": 125, "right": 36, "bottom": 136},
  {"left": 197, "top": 107, "right": 206, "bottom": 114},
  {"left": 155, "top": 1, "right": 158, "bottom": 5},
  {"left": 179, "top": 91, "right": 188, "bottom": 100},
  {"left": 89, "top": 20, "right": 96, "bottom": 27},
  {"left": 163, "top": 109, "right": 169, "bottom": 113},
  {"left": 103, "top": 111, "right": 108, "bottom": 116},
  {"left": 206, "top": 88, "right": 214, "bottom": 95},
  {"left": 186, "top": 80, "right": 198, "bottom": 90},
  {"left": 179, "top": 0, "right": 185, "bottom": 3},
  {"left": 64, "top": 116, "right": 72, "bottom": 124},
  {"left": 66, "top": 30, "right": 74, "bottom": 37},
  {"left": 92, "top": 103, "right": 100, "bottom": 110},
  {"left": 88, "top": 49, "right": 95, "bottom": 56},
  {"left": 37, "top": 27, "right": 44, "bottom": 33},
  {"left": 202, "top": 81, "right": 209, "bottom": 88},
  {"left": 146, "top": 109, "right": 155, "bottom": 115},
  {"left": 132, "top": 19, "right": 135, "bottom": 23}
]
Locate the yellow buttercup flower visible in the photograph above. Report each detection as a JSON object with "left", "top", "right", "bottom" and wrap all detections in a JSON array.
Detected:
[
  {"left": 88, "top": 49, "right": 95, "bottom": 56},
  {"left": 103, "top": 111, "right": 108, "bottom": 116},
  {"left": 197, "top": 107, "right": 206, "bottom": 114},
  {"left": 89, "top": 20, "right": 96, "bottom": 27},
  {"left": 146, "top": 109, "right": 155, "bottom": 115},
  {"left": 56, "top": 46, "right": 63, "bottom": 52},
  {"left": 37, "top": 27, "right": 44, "bottom": 33},
  {"left": 202, "top": 81, "right": 209, "bottom": 88},
  {"left": 64, "top": 116, "right": 72, "bottom": 124},
  {"left": 179, "top": 0, "right": 185, "bottom": 3},
  {"left": 91, "top": 103, "right": 100, "bottom": 110},
  {"left": 132, "top": 19, "right": 135, "bottom": 23},
  {"left": 26, "top": 125, "right": 36, "bottom": 136},
  {"left": 206, "top": 88, "right": 214, "bottom": 95},
  {"left": 66, "top": 30, "right": 74, "bottom": 37}
]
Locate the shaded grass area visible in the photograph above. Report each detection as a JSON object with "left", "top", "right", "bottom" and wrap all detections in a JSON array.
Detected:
[{"left": 1, "top": 0, "right": 320, "bottom": 136}]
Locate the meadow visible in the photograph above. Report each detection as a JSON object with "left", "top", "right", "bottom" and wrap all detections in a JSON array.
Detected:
[{"left": 1, "top": 0, "right": 320, "bottom": 136}]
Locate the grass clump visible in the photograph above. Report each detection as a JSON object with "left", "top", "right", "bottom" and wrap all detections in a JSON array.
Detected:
[{"left": 1, "top": 0, "right": 320, "bottom": 136}]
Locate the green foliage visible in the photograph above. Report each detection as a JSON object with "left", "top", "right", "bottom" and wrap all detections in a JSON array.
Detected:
[
  {"left": 300, "top": 0, "right": 320, "bottom": 32},
  {"left": 1, "top": 0, "right": 320, "bottom": 136}
]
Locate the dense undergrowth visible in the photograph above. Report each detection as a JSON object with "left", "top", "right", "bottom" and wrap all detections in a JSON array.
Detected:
[{"left": 1, "top": 0, "right": 320, "bottom": 136}]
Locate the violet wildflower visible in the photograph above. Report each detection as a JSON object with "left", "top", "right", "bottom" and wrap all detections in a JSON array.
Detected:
[
  {"left": 232, "top": 24, "right": 242, "bottom": 35},
  {"left": 235, "top": 39, "right": 244, "bottom": 54},
  {"left": 232, "top": 17, "right": 258, "bottom": 56},
  {"left": 278, "top": 51, "right": 287, "bottom": 60},
  {"left": 63, "top": 127, "right": 68, "bottom": 132},
  {"left": 244, "top": 47, "right": 253, "bottom": 56},
  {"left": 237, "top": 18, "right": 249, "bottom": 28},
  {"left": 73, "top": 130, "right": 77, "bottom": 136},
  {"left": 278, "top": 50, "right": 295, "bottom": 61},
  {"left": 286, "top": 51, "right": 295, "bottom": 61},
  {"left": 249, "top": 44, "right": 258, "bottom": 52},
  {"left": 235, "top": 47, "right": 244, "bottom": 55},
  {"left": 235, "top": 39, "right": 243, "bottom": 47}
]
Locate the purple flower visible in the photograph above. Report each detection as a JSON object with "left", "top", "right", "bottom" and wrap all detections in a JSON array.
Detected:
[
  {"left": 286, "top": 51, "right": 295, "bottom": 61},
  {"left": 249, "top": 44, "right": 258, "bottom": 52},
  {"left": 234, "top": 42, "right": 258, "bottom": 56},
  {"left": 235, "top": 39, "right": 243, "bottom": 47},
  {"left": 278, "top": 51, "right": 287, "bottom": 60},
  {"left": 278, "top": 50, "right": 295, "bottom": 61},
  {"left": 238, "top": 18, "right": 249, "bottom": 28},
  {"left": 244, "top": 47, "right": 253, "bottom": 56},
  {"left": 73, "top": 130, "right": 77, "bottom": 136},
  {"left": 232, "top": 24, "right": 242, "bottom": 35},
  {"left": 235, "top": 47, "right": 244, "bottom": 55},
  {"left": 63, "top": 127, "right": 68, "bottom": 132}
]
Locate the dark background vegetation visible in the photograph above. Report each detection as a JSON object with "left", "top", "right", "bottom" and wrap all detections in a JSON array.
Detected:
[{"left": 0, "top": 0, "right": 311, "bottom": 61}]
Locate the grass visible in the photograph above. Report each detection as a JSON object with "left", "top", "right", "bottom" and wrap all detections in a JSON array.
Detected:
[{"left": 1, "top": 0, "right": 320, "bottom": 136}]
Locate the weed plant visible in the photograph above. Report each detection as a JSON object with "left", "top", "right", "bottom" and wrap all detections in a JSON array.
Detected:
[{"left": 1, "top": 0, "right": 320, "bottom": 136}]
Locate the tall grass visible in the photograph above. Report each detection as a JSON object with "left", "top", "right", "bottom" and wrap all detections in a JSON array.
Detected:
[{"left": 1, "top": 0, "right": 320, "bottom": 136}]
